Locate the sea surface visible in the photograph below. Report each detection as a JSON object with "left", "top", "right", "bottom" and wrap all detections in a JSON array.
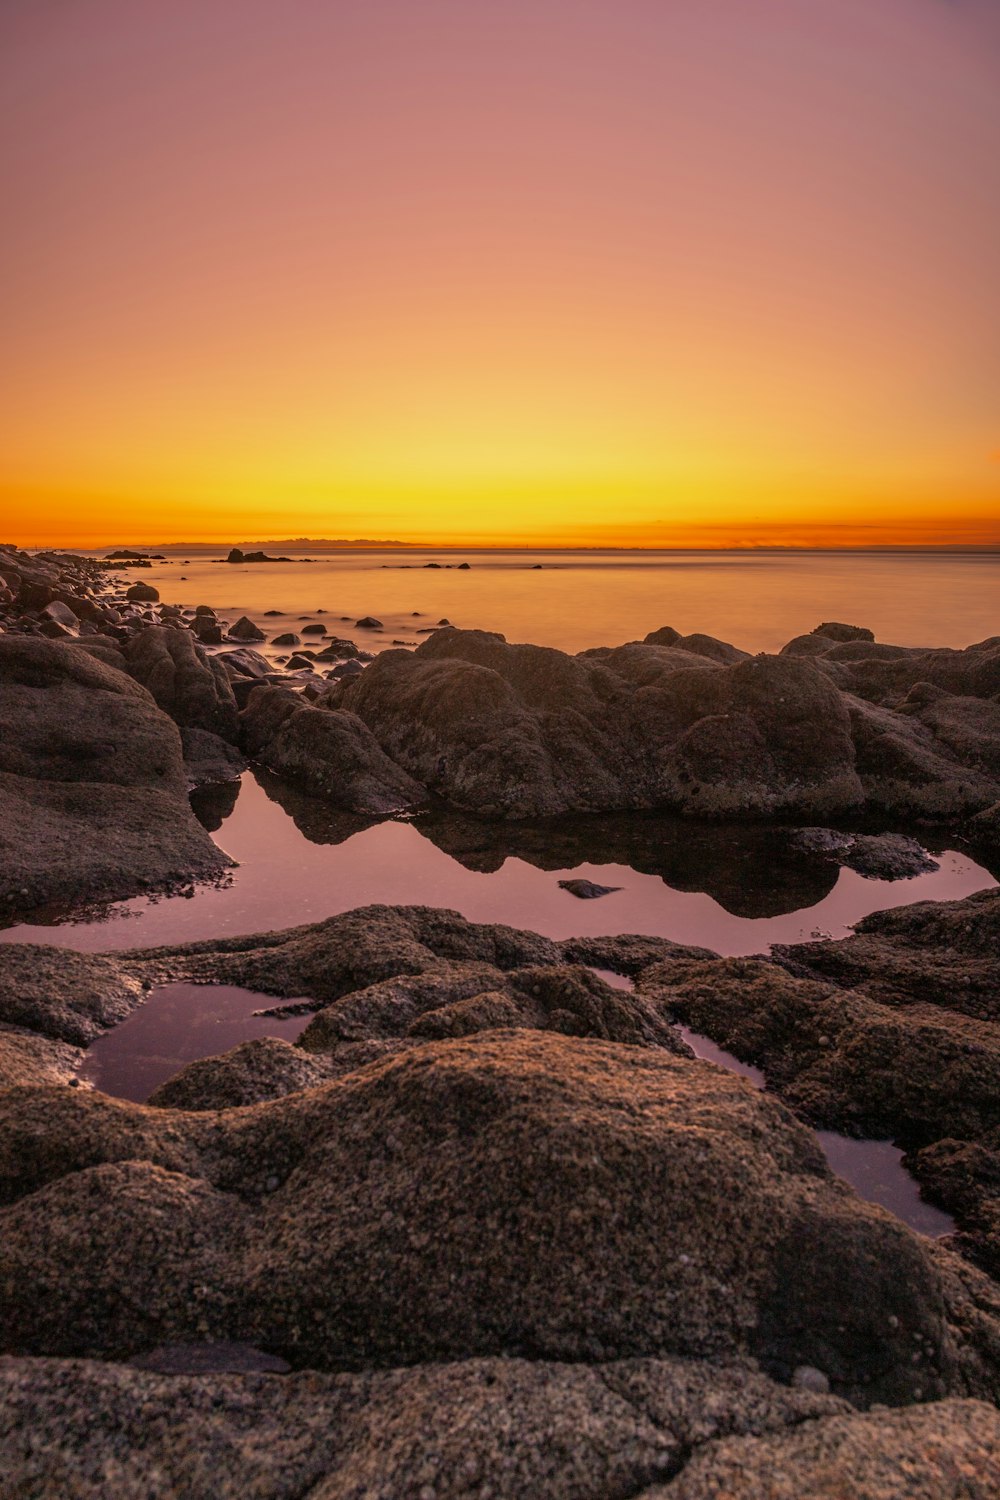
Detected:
[{"left": 89, "top": 546, "right": 1000, "bottom": 656}]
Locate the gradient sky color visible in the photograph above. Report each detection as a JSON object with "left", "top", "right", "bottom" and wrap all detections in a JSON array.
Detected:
[{"left": 2, "top": 0, "right": 999, "bottom": 547}]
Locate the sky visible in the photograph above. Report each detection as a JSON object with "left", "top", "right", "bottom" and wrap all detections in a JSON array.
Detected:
[{"left": 1, "top": 0, "right": 999, "bottom": 548}]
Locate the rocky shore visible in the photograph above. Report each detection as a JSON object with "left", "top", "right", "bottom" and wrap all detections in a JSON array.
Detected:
[
  {"left": 1, "top": 899, "right": 1000, "bottom": 1494},
  {"left": 1, "top": 544, "right": 997, "bottom": 916},
  {"left": 2, "top": 545, "right": 999, "bottom": 1495}
]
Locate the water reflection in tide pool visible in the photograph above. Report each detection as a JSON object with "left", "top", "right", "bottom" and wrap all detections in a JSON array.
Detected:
[
  {"left": 78, "top": 983, "right": 310, "bottom": 1103},
  {"left": 1, "top": 770, "right": 994, "bottom": 955}
]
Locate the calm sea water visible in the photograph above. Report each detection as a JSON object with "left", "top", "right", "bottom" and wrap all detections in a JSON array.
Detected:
[{"left": 95, "top": 547, "right": 999, "bottom": 654}]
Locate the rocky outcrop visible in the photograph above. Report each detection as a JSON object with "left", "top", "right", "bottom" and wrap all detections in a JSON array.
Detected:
[
  {"left": 0, "top": 636, "right": 230, "bottom": 912},
  {"left": 124, "top": 626, "right": 239, "bottom": 741},
  {"left": 0, "top": 944, "right": 145, "bottom": 1045},
  {"left": 627, "top": 889, "right": 1000, "bottom": 1285},
  {"left": 147, "top": 1037, "right": 336, "bottom": 1109},
  {"left": 236, "top": 626, "right": 1000, "bottom": 821},
  {"left": 3, "top": 1030, "right": 1000, "bottom": 1408}
]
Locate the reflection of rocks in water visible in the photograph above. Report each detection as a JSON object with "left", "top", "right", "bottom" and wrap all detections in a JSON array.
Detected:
[
  {"left": 416, "top": 811, "right": 840, "bottom": 919},
  {"left": 253, "top": 767, "right": 381, "bottom": 846},
  {"left": 190, "top": 777, "right": 241, "bottom": 833}
]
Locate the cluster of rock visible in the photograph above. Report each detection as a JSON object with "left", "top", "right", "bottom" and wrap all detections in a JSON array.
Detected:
[
  {"left": 1, "top": 899, "right": 1000, "bottom": 1494},
  {"left": 240, "top": 621, "right": 1000, "bottom": 836}
]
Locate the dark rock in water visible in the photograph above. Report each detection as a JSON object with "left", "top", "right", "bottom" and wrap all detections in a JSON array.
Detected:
[
  {"left": 355, "top": 616, "right": 383, "bottom": 629},
  {"left": 558, "top": 878, "right": 623, "bottom": 899},
  {"left": 812, "top": 622, "right": 876, "bottom": 643},
  {"left": 271, "top": 632, "right": 300, "bottom": 646},
  {"left": 328, "top": 659, "right": 364, "bottom": 679},
  {"left": 226, "top": 548, "right": 245, "bottom": 563},
  {"left": 124, "top": 626, "right": 239, "bottom": 741},
  {"left": 0, "top": 636, "right": 229, "bottom": 912},
  {"left": 194, "top": 604, "right": 216, "bottom": 617},
  {"left": 315, "top": 639, "right": 361, "bottom": 660},
  {"left": 789, "top": 828, "right": 939, "bottom": 880},
  {"left": 458, "top": 561, "right": 471, "bottom": 569},
  {"left": 263, "top": 609, "right": 284, "bottom": 616},
  {"left": 218, "top": 648, "right": 270, "bottom": 681},
  {"left": 192, "top": 615, "right": 223, "bottom": 644},
  {"left": 255, "top": 702, "right": 426, "bottom": 813},
  {"left": 129, "top": 1341, "right": 291, "bottom": 1375},
  {"left": 228, "top": 616, "right": 265, "bottom": 642},
  {"left": 125, "top": 582, "right": 159, "bottom": 603},
  {"left": 300, "top": 622, "right": 326, "bottom": 636},
  {"left": 284, "top": 653, "right": 315, "bottom": 671},
  {"left": 179, "top": 727, "right": 247, "bottom": 787}
]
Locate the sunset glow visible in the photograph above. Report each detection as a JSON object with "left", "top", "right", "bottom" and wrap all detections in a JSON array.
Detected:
[{"left": 2, "top": 0, "right": 999, "bottom": 548}]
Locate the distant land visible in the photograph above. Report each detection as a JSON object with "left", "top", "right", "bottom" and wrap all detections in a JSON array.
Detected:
[{"left": 91, "top": 540, "right": 1000, "bottom": 555}]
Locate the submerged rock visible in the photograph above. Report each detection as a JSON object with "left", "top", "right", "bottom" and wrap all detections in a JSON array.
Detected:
[{"left": 558, "top": 878, "right": 623, "bottom": 898}]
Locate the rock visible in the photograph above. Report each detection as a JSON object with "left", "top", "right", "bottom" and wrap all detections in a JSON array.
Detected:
[
  {"left": 328, "top": 659, "right": 364, "bottom": 679},
  {"left": 315, "top": 639, "right": 361, "bottom": 660},
  {"left": 284, "top": 653, "right": 316, "bottom": 671},
  {"left": 812, "top": 622, "right": 876, "bottom": 643},
  {"left": 180, "top": 727, "right": 248, "bottom": 787},
  {"left": 125, "top": 583, "right": 159, "bottom": 603},
  {"left": 296, "top": 961, "right": 691, "bottom": 1058},
  {"left": 330, "top": 632, "right": 868, "bottom": 819},
  {"left": 300, "top": 623, "right": 326, "bottom": 636},
  {"left": 966, "top": 801, "right": 1000, "bottom": 850},
  {"left": 228, "top": 617, "right": 265, "bottom": 642},
  {"left": 194, "top": 605, "right": 216, "bottom": 617},
  {"left": 558, "top": 878, "right": 623, "bottom": 899},
  {"left": 39, "top": 600, "right": 79, "bottom": 635},
  {"left": 772, "top": 888, "right": 1000, "bottom": 1020},
  {"left": 148, "top": 1038, "right": 335, "bottom": 1110},
  {"left": 0, "top": 636, "right": 230, "bottom": 911},
  {"left": 657, "top": 1399, "right": 1000, "bottom": 1500},
  {"left": 124, "top": 626, "right": 239, "bottom": 740},
  {"left": 560, "top": 933, "right": 720, "bottom": 976},
  {"left": 789, "top": 828, "right": 939, "bottom": 880},
  {"left": 271, "top": 632, "right": 300, "bottom": 647},
  {"left": 255, "top": 704, "right": 427, "bottom": 813},
  {"left": 791, "top": 1363, "right": 830, "bottom": 1393},
  {"left": 226, "top": 548, "right": 245, "bottom": 563},
  {"left": 0, "top": 1352, "right": 848, "bottom": 1499},
  {"left": 192, "top": 615, "right": 223, "bottom": 644},
  {"left": 355, "top": 616, "right": 383, "bottom": 628},
  {"left": 218, "top": 648, "right": 270, "bottom": 681},
  {"left": 3, "top": 1029, "right": 999, "bottom": 1405},
  {"left": 0, "top": 1028, "right": 82, "bottom": 1088},
  {"left": 638, "top": 952, "right": 1000, "bottom": 1143},
  {"left": 848, "top": 696, "right": 995, "bottom": 818},
  {"left": 0, "top": 945, "right": 144, "bottom": 1045}
]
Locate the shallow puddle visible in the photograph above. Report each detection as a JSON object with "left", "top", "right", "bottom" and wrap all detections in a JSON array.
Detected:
[
  {"left": 2, "top": 771, "right": 993, "bottom": 955},
  {"left": 77, "top": 984, "right": 310, "bottom": 1103}
]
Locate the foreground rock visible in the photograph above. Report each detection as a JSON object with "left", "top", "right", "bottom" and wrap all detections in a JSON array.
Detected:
[
  {"left": 0, "top": 1352, "right": 850, "bottom": 1500},
  {"left": 4, "top": 1029, "right": 1000, "bottom": 1407},
  {"left": 0, "top": 636, "right": 230, "bottom": 912},
  {"left": 123, "top": 626, "right": 239, "bottom": 741},
  {"left": 633, "top": 888, "right": 1000, "bottom": 1282}
]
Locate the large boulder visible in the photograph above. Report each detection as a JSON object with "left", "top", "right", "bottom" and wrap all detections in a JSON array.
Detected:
[
  {"left": 0, "top": 636, "right": 229, "bottom": 911},
  {"left": 2, "top": 1031, "right": 999, "bottom": 1407},
  {"left": 124, "top": 626, "right": 239, "bottom": 741}
]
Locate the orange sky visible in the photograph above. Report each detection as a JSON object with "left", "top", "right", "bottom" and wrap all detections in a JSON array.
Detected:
[{"left": 2, "top": 0, "right": 999, "bottom": 548}]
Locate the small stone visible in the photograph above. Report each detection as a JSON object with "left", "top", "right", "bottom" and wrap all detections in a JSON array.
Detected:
[{"left": 791, "top": 1365, "right": 830, "bottom": 1394}]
